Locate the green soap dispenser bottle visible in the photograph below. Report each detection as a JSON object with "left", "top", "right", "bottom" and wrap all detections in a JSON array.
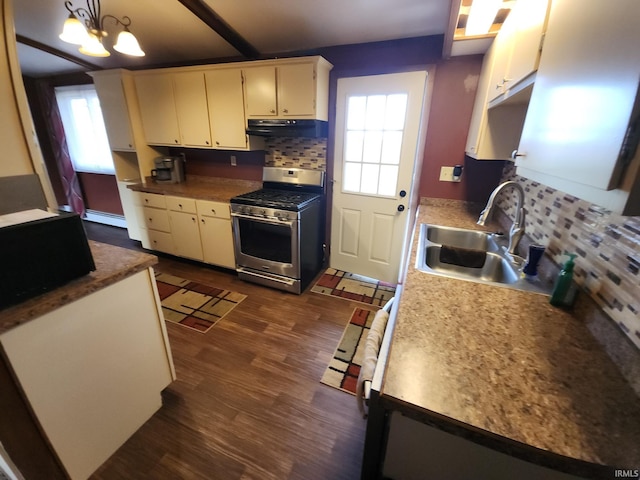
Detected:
[{"left": 550, "top": 253, "right": 578, "bottom": 307}]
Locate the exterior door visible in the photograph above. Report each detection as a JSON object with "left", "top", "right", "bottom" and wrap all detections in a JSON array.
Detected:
[{"left": 330, "top": 71, "right": 427, "bottom": 283}]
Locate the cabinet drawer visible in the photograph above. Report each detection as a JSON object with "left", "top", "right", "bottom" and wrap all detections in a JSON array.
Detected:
[
  {"left": 166, "top": 196, "right": 197, "bottom": 214},
  {"left": 147, "top": 230, "right": 175, "bottom": 255},
  {"left": 196, "top": 199, "right": 230, "bottom": 219},
  {"left": 140, "top": 193, "right": 166, "bottom": 209},
  {"left": 143, "top": 207, "right": 171, "bottom": 232}
]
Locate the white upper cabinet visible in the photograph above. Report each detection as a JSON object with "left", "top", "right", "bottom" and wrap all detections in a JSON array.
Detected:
[
  {"left": 244, "top": 57, "right": 332, "bottom": 120},
  {"left": 173, "top": 72, "right": 212, "bottom": 148},
  {"left": 205, "top": 69, "right": 262, "bottom": 150},
  {"left": 92, "top": 72, "right": 135, "bottom": 151},
  {"left": 134, "top": 73, "right": 181, "bottom": 146},
  {"left": 244, "top": 66, "right": 278, "bottom": 117},
  {"left": 488, "top": 0, "right": 549, "bottom": 103},
  {"left": 278, "top": 63, "right": 316, "bottom": 117},
  {"left": 466, "top": 0, "right": 549, "bottom": 160},
  {"left": 515, "top": 0, "right": 640, "bottom": 215}
]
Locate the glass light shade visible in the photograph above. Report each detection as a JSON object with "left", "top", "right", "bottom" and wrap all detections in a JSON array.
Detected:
[
  {"left": 59, "top": 14, "right": 91, "bottom": 45},
  {"left": 79, "top": 33, "right": 111, "bottom": 57},
  {"left": 113, "top": 30, "right": 145, "bottom": 57},
  {"left": 465, "top": 0, "right": 502, "bottom": 36}
]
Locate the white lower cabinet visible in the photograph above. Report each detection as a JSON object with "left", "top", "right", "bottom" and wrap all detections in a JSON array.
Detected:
[
  {"left": 116, "top": 181, "right": 142, "bottom": 241},
  {"left": 140, "top": 193, "right": 175, "bottom": 254},
  {"left": 0, "top": 269, "right": 175, "bottom": 480},
  {"left": 196, "top": 199, "right": 235, "bottom": 269},
  {"left": 138, "top": 193, "right": 235, "bottom": 268}
]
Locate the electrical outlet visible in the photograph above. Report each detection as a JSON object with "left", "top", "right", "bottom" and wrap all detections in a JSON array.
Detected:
[
  {"left": 439, "top": 166, "right": 454, "bottom": 182},
  {"left": 230, "top": 155, "right": 237, "bottom": 167}
]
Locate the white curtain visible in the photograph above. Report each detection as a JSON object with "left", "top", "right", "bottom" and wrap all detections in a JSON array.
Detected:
[{"left": 54, "top": 85, "right": 114, "bottom": 175}]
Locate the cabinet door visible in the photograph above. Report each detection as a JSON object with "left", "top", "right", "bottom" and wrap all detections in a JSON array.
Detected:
[
  {"left": 278, "top": 63, "right": 316, "bottom": 117},
  {"left": 199, "top": 216, "right": 235, "bottom": 268},
  {"left": 244, "top": 66, "right": 277, "bottom": 117},
  {"left": 116, "top": 181, "right": 141, "bottom": 241},
  {"left": 173, "top": 72, "right": 212, "bottom": 147},
  {"left": 134, "top": 74, "right": 181, "bottom": 146},
  {"left": 516, "top": 0, "right": 639, "bottom": 191},
  {"left": 93, "top": 74, "right": 135, "bottom": 151},
  {"left": 144, "top": 207, "right": 171, "bottom": 232},
  {"left": 504, "top": 0, "right": 549, "bottom": 89},
  {"left": 169, "top": 211, "right": 204, "bottom": 261},
  {"left": 487, "top": 14, "right": 517, "bottom": 102},
  {"left": 206, "top": 69, "right": 248, "bottom": 149}
]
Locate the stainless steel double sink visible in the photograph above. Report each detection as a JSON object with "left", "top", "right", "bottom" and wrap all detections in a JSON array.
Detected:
[{"left": 416, "top": 224, "right": 550, "bottom": 294}]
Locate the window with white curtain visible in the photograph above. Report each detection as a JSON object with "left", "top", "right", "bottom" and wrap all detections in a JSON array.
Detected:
[{"left": 54, "top": 84, "right": 114, "bottom": 174}]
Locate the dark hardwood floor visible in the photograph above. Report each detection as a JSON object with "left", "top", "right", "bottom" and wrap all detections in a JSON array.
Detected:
[{"left": 84, "top": 222, "right": 367, "bottom": 480}]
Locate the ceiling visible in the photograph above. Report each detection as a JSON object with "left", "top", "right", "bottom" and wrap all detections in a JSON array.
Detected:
[{"left": 11, "top": 0, "right": 461, "bottom": 78}]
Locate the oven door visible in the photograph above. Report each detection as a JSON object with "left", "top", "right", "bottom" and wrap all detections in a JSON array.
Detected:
[{"left": 231, "top": 213, "right": 299, "bottom": 279}]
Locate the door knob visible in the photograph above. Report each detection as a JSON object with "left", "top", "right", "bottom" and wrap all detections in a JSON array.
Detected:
[{"left": 397, "top": 205, "right": 405, "bottom": 212}]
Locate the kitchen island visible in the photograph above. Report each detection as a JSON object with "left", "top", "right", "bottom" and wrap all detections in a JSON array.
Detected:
[
  {"left": 367, "top": 199, "right": 640, "bottom": 479},
  {"left": 0, "top": 241, "right": 176, "bottom": 480}
]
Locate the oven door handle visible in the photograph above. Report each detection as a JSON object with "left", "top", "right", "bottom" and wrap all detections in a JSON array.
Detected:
[{"left": 231, "top": 212, "right": 295, "bottom": 227}]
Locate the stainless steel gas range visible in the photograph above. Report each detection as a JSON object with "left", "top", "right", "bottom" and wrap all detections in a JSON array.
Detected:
[{"left": 230, "top": 167, "right": 325, "bottom": 294}]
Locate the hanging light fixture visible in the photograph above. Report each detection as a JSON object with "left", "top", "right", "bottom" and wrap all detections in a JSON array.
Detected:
[{"left": 59, "top": 0, "right": 145, "bottom": 57}]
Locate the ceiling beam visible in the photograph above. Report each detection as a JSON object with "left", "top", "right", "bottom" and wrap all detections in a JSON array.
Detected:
[
  {"left": 16, "top": 35, "right": 101, "bottom": 71},
  {"left": 442, "top": 0, "right": 462, "bottom": 59},
  {"left": 177, "top": 0, "right": 260, "bottom": 59}
]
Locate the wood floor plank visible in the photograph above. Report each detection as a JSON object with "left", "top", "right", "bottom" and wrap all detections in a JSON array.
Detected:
[{"left": 87, "top": 223, "right": 366, "bottom": 480}]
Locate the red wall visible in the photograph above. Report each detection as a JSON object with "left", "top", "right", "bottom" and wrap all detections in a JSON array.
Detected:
[
  {"left": 77, "top": 173, "right": 123, "bottom": 215},
  {"left": 419, "top": 56, "right": 505, "bottom": 202}
]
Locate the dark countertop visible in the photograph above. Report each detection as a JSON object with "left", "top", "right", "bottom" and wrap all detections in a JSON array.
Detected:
[
  {"left": 0, "top": 242, "right": 158, "bottom": 335},
  {"left": 380, "top": 199, "right": 640, "bottom": 477},
  {"left": 127, "top": 175, "right": 262, "bottom": 202}
]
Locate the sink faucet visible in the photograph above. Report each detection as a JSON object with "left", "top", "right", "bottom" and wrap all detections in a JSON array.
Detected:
[{"left": 477, "top": 181, "right": 526, "bottom": 257}]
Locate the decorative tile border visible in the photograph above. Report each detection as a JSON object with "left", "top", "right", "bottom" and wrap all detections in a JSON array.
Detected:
[
  {"left": 497, "top": 164, "right": 640, "bottom": 351},
  {"left": 264, "top": 137, "right": 327, "bottom": 171}
]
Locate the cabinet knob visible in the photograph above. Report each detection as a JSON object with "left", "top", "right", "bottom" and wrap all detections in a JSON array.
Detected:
[
  {"left": 148, "top": 218, "right": 152, "bottom": 222},
  {"left": 282, "top": 108, "right": 288, "bottom": 113},
  {"left": 179, "top": 204, "right": 183, "bottom": 208},
  {"left": 270, "top": 109, "right": 275, "bottom": 114},
  {"left": 211, "top": 209, "right": 216, "bottom": 215},
  {"left": 174, "top": 139, "right": 179, "bottom": 144},
  {"left": 201, "top": 219, "right": 205, "bottom": 224},
  {"left": 511, "top": 150, "right": 527, "bottom": 160},
  {"left": 206, "top": 140, "right": 210, "bottom": 145},
  {"left": 128, "top": 144, "right": 132, "bottom": 148},
  {"left": 192, "top": 217, "right": 196, "bottom": 222},
  {"left": 145, "top": 199, "right": 149, "bottom": 203},
  {"left": 216, "top": 141, "right": 220, "bottom": 146}
]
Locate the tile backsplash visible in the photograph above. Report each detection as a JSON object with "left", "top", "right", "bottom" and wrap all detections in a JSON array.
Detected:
[
  {"left": 497, "top": 164, "right": 640, "bottom": 350},
  {"left": 264, "top": 137, "right": 327, "bottom": 170}
]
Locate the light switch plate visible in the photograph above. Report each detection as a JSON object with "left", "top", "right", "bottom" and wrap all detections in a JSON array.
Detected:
[
  {"left": 439, "top": 166, "right": 454, "bottom": 182},
  {"left": 230, "top": 155, "right": 237, "bottom": 166}
]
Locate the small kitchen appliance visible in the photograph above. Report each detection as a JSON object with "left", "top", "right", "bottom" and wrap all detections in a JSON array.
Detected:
[
  {"left": 151, "top": 155, "right": 185, "bottom": 184},
  {"left": 230, "top": 167, "right": 325, "bottom": 294}
]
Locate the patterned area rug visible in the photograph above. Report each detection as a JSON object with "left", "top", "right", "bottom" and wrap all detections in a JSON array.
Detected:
[
  {"left": 311, "top": 268, "right": 396, "bottom": 307},
  {"left": 321, "top": 307, "right": 378, "bottom": 395},
  {"left": 154, "top": 272, "right": 246, "bottom": 333}
]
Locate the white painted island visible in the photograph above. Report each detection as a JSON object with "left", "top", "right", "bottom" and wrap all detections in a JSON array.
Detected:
[{"left": 0, "top": 241, "right": 176, "bottom": 480}]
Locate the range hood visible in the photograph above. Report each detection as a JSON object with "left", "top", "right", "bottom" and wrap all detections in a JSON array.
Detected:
[{"left": 246, "top": 119, "right": 328, "bottom": 138}]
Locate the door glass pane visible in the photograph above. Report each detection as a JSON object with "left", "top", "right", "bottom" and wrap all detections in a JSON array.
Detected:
[
  {"left": 365, "top": 95, "right": 386, "bottom": 130},
  {"left": 361, "top": 164, "right": 380, "bottom": 194},
  {"left": 343, "top": 162, "right": 362, "bottom": 192},
  {"left": 379, "top": 165, "right": 399, "bottom": 196},
  {"left": 345, "top": 130, "right": 364, "bottom": 162},
  {"left": 347, "top": 96, "right": 367, "bottom": 130},
  {"left": 381, "top": 131, "right": 403, "bottom": 165},
  {"left": 342, "top": 93, "right": 408, "bottom": 197},
  {"left": 363, "top": 131, "right": 383, "bottom": 164}
]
